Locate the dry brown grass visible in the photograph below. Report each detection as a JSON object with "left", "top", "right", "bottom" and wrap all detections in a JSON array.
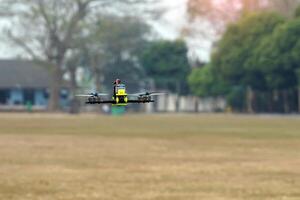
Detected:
[{"left": 0, "top": 113, "right": 299, "bottom": 200}]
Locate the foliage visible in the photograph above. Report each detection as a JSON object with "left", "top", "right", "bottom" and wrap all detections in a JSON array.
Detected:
[
  {"left": 254, "top": 18, "right": 300, "bottom": 90},
  {"left": 296, "top": 5, "right": 300, "bottom": 18},
  {"left": 140, "top": 40, "right": 191, "bottom": 94},
  {"left": 0, "top": 0, "right": 154, "bottom": 111},
  {"left": 212, "top": 12, "right": 285, "bottom": 91},
  {"left": 226, "top": 86, "right": 246, "bottom": 112},
  {"left": 188, "top": 64, "right": 228, "bottom": 97},
  {"left": 84, "top": 15, "right": 150, "bottom": 92},
  {"left": 189, "top": 11, "right": 300, "bottom": 112}
]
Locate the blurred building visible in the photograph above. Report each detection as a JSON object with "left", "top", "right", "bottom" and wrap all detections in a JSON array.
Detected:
[{"left": 0, "top": 59, "right": 69, "bottom": 111}]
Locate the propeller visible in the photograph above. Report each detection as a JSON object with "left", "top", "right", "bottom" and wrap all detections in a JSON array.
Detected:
[
  {"left": 76, "top": 94, "right": 94, "bottom": 97},
  {"left": 129, "top": 92, "right": 166, "bottom": 97},
  {"left": 76, "top": 93, "right": 109, "bottom": 97},
  {"left": 147, "top": 92, "right": 165, "bottom": 96}
]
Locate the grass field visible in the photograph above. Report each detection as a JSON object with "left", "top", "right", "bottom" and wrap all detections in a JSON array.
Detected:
[{"left": 0, "top": 113, "right": 299, "bottom": 200}]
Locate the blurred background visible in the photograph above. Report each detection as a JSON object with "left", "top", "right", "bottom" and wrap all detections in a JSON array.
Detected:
[
  {"left": 0, "top": 2, "right": 300, "bottom": 200},
  {"left": 0, "top": 0, "right": 299, "bottom": 114}
]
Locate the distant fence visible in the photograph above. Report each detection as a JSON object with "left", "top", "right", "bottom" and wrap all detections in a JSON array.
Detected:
[
  {"left": 0, "top": 95, "right": 226, "bottom": 114},
  {"left": 145, "top": 94, "right": 226, "bottom": 113}
]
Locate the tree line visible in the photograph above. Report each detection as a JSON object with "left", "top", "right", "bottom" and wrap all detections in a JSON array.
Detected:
[
  {"left": 189, "top": 6, "right": 300, "bottom": 113},
  {"left": 3, "top": 0, "right": 299, "bottom": 113},
  {"left": 0, "top": 0, "right": 191, "bottom": 112}
]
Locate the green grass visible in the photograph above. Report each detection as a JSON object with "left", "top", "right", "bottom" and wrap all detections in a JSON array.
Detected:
[{"left": 0, "top": 113, "right": 299, "bottom": 200}]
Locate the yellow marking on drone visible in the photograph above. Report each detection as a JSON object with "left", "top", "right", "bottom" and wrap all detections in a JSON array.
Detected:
[
  {"left": 117, "top": 89, "right": 126, "bottom": 96},
  {"left": 114, "top": 103, "right": 127, "bottom": 106},
  {"left": 112, "top": 86, "right": 128, "bottom": 106}
]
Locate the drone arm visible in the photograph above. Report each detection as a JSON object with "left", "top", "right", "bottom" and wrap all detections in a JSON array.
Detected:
[
  {"left": 127, "top": 99, "right": 155, "bottom": 104},
  {"left": 86, "top": 100, "right": 115, "bottom": 104}
]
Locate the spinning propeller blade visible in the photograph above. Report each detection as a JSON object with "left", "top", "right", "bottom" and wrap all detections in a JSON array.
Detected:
[
  {"left": 129, "top": 92, "right": 166, "bottom": 97},
  {"left": 148, "top": 92, "right": 165, "bottom": 96},
  {"left": 76, "top": 94, "right": 93, "bottom": 97},
  {"left": 75, "top": 93, "right": 109, "bottom": 97}
]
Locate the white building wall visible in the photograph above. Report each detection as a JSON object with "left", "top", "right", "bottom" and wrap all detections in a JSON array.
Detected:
[
  {"left": 167, "top": 94, "right": 177, "bottom": 112},
  {"left": 152, "top": 94, "right": 226, "bottom": 113}
]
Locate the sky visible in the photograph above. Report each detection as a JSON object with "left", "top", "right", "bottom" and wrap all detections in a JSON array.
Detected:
[
  {"left": 152, "top": 0, "right": 212, "bottom": 61},
  {"left": 0, "top": 0, "right": 211, "bottom": 61},
  {"left": 151, "top": 0, "right": 188, "bottom": 39}
]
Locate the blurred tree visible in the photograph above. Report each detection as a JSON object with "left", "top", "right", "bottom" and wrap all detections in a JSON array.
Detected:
[
  {"left": 65, "top": 49, "right": 84, "bottom": 114},
  {"left": 140, "top": 40, "right": 191, "bottom": 95},
  {"left": 1, "top": 1, "right": 101, "bottom": 111},
  {"left": 211, "top": 12, "right": 285, "bottom": 112},
  {"left": 295, "top": 5, "right": 300, "bottom": 18},
  {"left": 188, "top": 64, "right": 228, "bottom": 97},
  {"left": 187, "top": 0, "right": 300, "bottom": 113},
  {"left": 254, "top": 17, "right": 300, "bottom": 112},
  {"left": 297, "top": 69, "right": 300, "bottom": 112},
  {"left": 226, "top": 86, "right": 247, "bottom": 112},
  {"left": 85, "top": 15, "right": 150, "bottom": 93},
  {"left": 268, "top": 0, "right": 300, "bottom": 17},
  {"left": 1, "top": 0, "right": 153, "bottom": 111}
]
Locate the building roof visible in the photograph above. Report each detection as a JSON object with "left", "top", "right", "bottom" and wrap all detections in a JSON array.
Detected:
[{"left": 0, "top": 59, "right": 51, "bottom": 89}]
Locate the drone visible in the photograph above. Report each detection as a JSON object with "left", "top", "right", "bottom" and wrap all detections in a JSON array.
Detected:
[{"left": 76, "top": 79, "right": 164, "bottom": 106}]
